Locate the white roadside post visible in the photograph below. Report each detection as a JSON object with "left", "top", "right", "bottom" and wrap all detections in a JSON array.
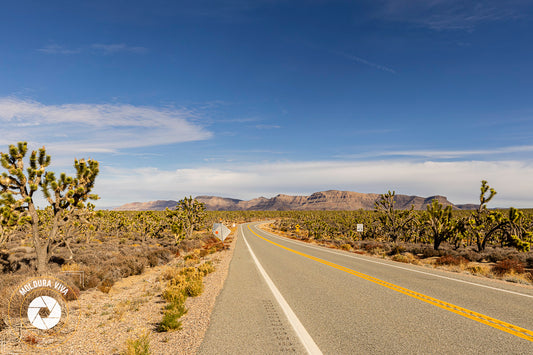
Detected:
[{"left": 356, "top": 224, "right": 364, "bottom": 241}]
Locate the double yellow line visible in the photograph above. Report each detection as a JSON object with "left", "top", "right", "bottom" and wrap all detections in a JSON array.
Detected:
[{"left": 247, "top": 225, "right": 533, "bottom": 342}]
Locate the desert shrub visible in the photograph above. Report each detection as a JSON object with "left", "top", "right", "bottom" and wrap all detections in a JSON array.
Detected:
[
  {"left": 0, "top": 274, "right": 28, "bottom": 325},
  {"left": 23, "top": 334, "right": 39, "bottom": 345},
  {"left": 146, "top": 248, "right": 173, "bottom": 267},
  {"left": 123, "top": 330, "right": 150, "bottom": 355},
  {"left": 492, "top": 259, "right": 525, "bottom": 276},
  {"left": 467, "top": 265, "right": 491, "bottom": 276},
  {"left": 391, "top": 254, "right": 410, "bottom": 263},
  {"left": 162, "top": 284, "right": 187, "bottom": 305},
  {"left": 485, "top": 248, "right": 521, "bottom": 263},
  {"left": 361, "top": 241, "right": 386, "bottom": 255},
  {"left": 161, "top": 266, "right": 181, "bottom": 281},
  {"left": 157, "top": 307, "right": 186, "bottom": 332},
  {"left": 406, "top": 245, "right": 442, "bottom": 258},
  {"left": 184, "top": 254, "right": 198, "bottom": 261},
  {"left": 389, "top": 245, "right": 406, "bottom": 256},
  {"left": 98, "top": 279, "right": 114, "bottom": 293},
  {"left": 84, "top": 275, "right": 101, "bottom": 290},
  {"left": 435, "top": 255, "right": 469, "bottom": 266},
  {"left": 55, "top": 275, "right": 81, "bottom": 301},
  {"left": 199, "top": 249, "right": 209, "bottom": 257},
  {"left": 183, "top": 279, "right": 202, "bottom": 297},
  {"left": 197, "top": 261, "right": 215, "bottom": 276},
  {"left": 459, "top": 250, "right": 484, "bottom": 262},
  {"left": 340, "top": 244, "right": 352, "bottom": 251}
]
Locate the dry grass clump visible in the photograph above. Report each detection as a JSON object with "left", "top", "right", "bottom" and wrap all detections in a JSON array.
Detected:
[
  {"left": 0, "top": 274, "right": 34, "bottom": 326},
  {"left": 59, "top": 245, "right": 175, "bottom": 293},
  {"left": 340, "top": 244, "right": 353, "bottom": 251},
  {"left": 466, "top": 264, "right": 491, "bottom": 277},
  {"left": 197, "top": 261, "right": 215, "bottom": 276},
  {"left": 361, "top": 241, "right": 386, "bottom": 255},
  {"left": 435, "top": 255, "right": 469, "bottom": 266},
  {"left": 491, "top": 259, "right": 525, "bottom": 276},
  {"left": 391, "top": 253, "right": 420, "bottom": 265}
]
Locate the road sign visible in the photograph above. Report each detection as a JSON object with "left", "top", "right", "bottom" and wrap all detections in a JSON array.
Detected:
[
  {"left": 212, "top": 223, "right": 231, "bottom": 241},
  {"left": 357, "top": 224, "right": 364, "bottom": 232}
]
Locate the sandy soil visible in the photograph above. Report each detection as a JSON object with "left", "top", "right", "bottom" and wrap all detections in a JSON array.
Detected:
[{"left": 0, "top": 237, "right": 236, "bottom": 355}]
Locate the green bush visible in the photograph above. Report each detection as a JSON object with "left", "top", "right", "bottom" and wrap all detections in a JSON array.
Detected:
[{"left": 157, "top": 304, "right": 187, "bottom": 332}]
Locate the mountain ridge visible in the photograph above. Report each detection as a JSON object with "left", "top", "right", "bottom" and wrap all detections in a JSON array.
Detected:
[{"left": 113, "top": 190, "right": 474, "bottom": 211}]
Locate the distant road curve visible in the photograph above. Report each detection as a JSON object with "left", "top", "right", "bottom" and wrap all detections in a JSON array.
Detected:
[{"left": 200, "top": 222, "right": 533, "bottom": 354}]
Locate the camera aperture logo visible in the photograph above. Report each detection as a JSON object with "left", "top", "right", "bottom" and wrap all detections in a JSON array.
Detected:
[
  {"left": 27, "top": 295, "right": 61, "bottom": 330},
  {"left": 8, "top": 276, "right": 80, "bottom": 349}
]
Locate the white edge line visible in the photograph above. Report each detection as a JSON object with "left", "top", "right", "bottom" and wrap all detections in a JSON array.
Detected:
[
  {"left": 253, "top": 223, "right": 533, "bottom": 299},
  {"left": 240, "top": 226, "right": 323, "bottom": 355}
]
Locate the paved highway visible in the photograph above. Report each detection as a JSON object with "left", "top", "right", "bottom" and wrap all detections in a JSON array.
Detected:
[{"left": 199, "top": 222, "right": 533, "bottom": 354}]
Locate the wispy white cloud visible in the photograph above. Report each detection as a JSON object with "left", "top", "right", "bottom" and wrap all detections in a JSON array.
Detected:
[
  {"left": 95, "top": 159, "right": 533, "bottom": 208},
  {"left": 37, "top": 43, "right": 147, "bottom": 55},
  {"left": 339, "top": 52, "right": 396, "bottom": 74},
  {"left": 0, "top": 97, "right": 212, "bottom": 156},
  {"left": 91, "top": 43, "right": 148, "bottom": 54},
  {"left": 304, "top": 42, "right": 396, "bottom": 74},
  {"left": 340, "top": 145, "right": 533, "bottom": 159},
  {"left": 37, "top": 44, "right": 82, "bottom": 54},
  {"left": 254, "top": 124, "right": 281, "bottom": 130},
  {"left": 377, "top": 0, "right": 526, "bottom": 30}
]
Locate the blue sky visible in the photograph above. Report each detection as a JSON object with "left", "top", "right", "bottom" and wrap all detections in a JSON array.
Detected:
[{"left": 1, "top": 0, "right": 533, "bottom": 207}]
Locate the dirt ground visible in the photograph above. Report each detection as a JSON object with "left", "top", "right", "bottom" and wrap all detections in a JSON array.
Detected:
[{"left": 0, "top": 235, "right": 236, "bottom": 354}]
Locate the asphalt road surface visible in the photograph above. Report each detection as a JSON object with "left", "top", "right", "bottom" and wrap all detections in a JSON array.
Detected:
[{"left": 199, "top": 222, "right": 533, "bottom": 354}]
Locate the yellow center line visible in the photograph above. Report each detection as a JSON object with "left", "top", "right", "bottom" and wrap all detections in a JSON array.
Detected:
[{"left": 247, "top": 224, "right": 533, "bottom": 342}]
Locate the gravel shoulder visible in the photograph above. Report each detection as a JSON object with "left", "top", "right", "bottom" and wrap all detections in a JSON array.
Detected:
[{"left": 1, "top": 236, "right": 236, "bottom": 355}]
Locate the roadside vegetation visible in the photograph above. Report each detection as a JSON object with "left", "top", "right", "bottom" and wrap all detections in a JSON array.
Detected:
[{"left": 266, "top": 181, "right": 533, "bottom": 285}]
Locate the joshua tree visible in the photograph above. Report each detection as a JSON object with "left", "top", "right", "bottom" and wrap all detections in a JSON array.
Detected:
[
  {"left": 499, "top": 207, "right": 531, "bottom": 252},
  {"left": 374, "top": 191, "right": 415, "bottom": 243},
  {"left": 424, "top": 199, "right": 455, "bottom": 250},
  {"left": 467, "top": 180, "right": 506, "bottom": 252},
  {"left": 0, "top": 142, "right": 99, "bottom": 274},
  {"left": 166, "top": 196, "right": 206, "bottom": 244}
]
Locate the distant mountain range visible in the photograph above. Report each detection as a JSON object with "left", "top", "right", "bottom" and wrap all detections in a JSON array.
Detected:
[{"left": 113, "top": 190, "right": 478, "bottom": 211}]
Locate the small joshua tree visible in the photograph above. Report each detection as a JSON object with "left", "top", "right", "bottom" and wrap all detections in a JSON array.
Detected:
[{"left": 0, "top": 142, "right": 99, "bottom": 274}]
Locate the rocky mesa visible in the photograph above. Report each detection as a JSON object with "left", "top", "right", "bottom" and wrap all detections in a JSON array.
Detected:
[{"left": 114, "top": 190, "right": 467, "bottom": 211}]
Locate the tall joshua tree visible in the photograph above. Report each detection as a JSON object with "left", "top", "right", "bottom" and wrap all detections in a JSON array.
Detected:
[
  {"left": 166, "top": 196, "right": 206, "bottom": 244},
  {"left": 374, "top": 191, "right": 415, "bottom": 243},
  {"left": 468, "top": 180, "right": 506, "bottom": 252},
  {"left": 425, "top": 199, "right": 455, "bottom": 251},
  {"left": 0, "top": 142, "right": 99, "bottom": 274}
]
